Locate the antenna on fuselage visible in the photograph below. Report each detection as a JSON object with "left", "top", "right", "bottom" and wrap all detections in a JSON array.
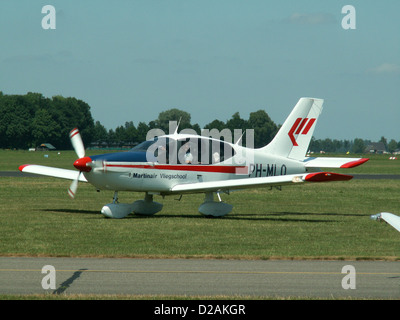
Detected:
[
  {"left": 174, "top": 117, "right": 182, "bottom": 135},
  {"left": 234, "top": 132, "right": 244, "bottom": 146}
]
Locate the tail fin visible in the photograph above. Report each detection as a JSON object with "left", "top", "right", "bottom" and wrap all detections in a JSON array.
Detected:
[{"left": 261, "top": 97, "right": 323, "bottom": 160}]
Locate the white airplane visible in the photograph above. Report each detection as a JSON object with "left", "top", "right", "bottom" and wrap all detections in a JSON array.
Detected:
[
  {"left": 371, "top": 212, "right": 400, "bottom": 232},
  {"left": 19, "top": 97, "right": 369, "bottom": 218}
]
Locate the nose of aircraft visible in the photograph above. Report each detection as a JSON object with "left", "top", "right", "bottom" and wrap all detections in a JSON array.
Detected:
[{"left": 73, "top": 156, "right": 92, "bottom": 172}]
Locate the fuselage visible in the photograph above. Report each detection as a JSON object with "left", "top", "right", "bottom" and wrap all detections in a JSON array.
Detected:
[{"left": 79, "top": 134, "right": 306, "bottom": 194}]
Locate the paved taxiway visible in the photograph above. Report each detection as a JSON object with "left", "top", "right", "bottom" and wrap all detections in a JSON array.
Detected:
[{"left": 1, "top": 257, "right": 399, "bottom": 298}]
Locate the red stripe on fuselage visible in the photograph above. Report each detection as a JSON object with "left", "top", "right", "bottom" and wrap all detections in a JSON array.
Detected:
[{"left": 106, "top": 164, "right": 248, "bottom": 174}]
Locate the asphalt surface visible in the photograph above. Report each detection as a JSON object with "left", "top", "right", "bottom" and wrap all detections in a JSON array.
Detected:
[{"left": 0, "top": 257, "right": 399, "bottom": 298}]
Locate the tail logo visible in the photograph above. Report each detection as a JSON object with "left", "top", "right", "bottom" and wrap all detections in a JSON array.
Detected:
[{"left": 288, "top": 118, "right": 316, "bottom": 146}]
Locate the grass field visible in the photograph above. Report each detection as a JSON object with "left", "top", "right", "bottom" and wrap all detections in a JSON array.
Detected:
[{"left": 0, "top": 150, "right": 399, "bottom": 260}]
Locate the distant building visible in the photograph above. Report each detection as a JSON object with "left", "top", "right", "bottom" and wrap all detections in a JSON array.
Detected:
[
  {"left": 364, "top": 142, "right": 386, "bottom": 154},
  {"left": 37, "top": 143, "right": 56, "bottom": 151}
]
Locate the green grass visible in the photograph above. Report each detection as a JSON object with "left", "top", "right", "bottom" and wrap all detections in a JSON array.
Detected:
[
  {"left": 0, "top": 150, "right": 399, "bottom": 260},
  {"left": 0, "top": 149, "right": 104, "bottom": 171},
  {"left": 0, "top": 177, "right": 399, "bottom": 260},
  {"left": 326, "top": 153, "right": 400, "bottom": 175}
]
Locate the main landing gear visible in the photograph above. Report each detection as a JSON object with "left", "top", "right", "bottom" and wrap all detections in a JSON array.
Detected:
[
  {"left": 100, "top": 191, "right": 232, "bottom": 219},
  {"left": 198, "top": 192, "right": 233, "bottom": 217},
  {"left": 101, "top": 192, "right": 163, "bottom": 219}
]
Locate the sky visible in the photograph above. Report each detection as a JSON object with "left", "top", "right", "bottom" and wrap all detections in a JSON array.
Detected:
[{"left": 0, "top": 0, "right": 399, "bottom": 141}]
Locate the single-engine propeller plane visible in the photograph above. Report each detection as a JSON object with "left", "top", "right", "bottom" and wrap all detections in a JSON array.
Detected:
[{"left": 19, "top": 97, "right": 369, "bottom": 218}]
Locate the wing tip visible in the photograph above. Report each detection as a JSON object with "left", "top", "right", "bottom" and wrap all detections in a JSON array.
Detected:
[
  {"left": 19, "top": 164, "right": 31, "bottom": 172},
  {"left": 340, "top": 158, "right": 369, "bottom": 168}
]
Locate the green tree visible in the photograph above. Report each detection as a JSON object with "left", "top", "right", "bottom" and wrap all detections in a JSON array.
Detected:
[
  {"left": 0, "top": 93, "right": 97, "bottom": 149},
  {"left": 379, "top": 136, "right": 388, "bottom": 151},
  {"left": 115, "top": 125, "right": 127, "bottom": 145},
  {"left": 352, "top": 138, "right": 365, "bottom": 153},
  {"left": 32, "top": 109, "right": 61, "bottom": 147},
  {"left": 0, "top": 95, "right": 36, "bottom": 148},
  {"left": 388, "top": 139, "right": 398, "bottom": 153},
  {"left": 137, "top": 122, "right": 150, "bottom": 141},
  {"left": 124, "top": 121, "right": 138, "bottom": 143},
  {"left": 226, "top": 112, "right": 248, "bottom": 132},
  {"left": 156, "top": 108, "right": 191, "bottom": 133},
  {"left": 204, "top": 119, "right": 226, "bottom": 132},
  {"left": 49, "top": 96, "right": 95, "bottom": 148},
  {"left": 248, "top": 110, "right": 278, "bottom": 148},
  {"left": 92, "top": 121, "right": 108, "bottom": 142}
]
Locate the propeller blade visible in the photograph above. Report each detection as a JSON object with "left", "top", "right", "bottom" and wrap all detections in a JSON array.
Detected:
[
  {"left": 68, "top": 172, "right": 81, "bottom": 199},
  {"left": 69, "top": 128, "right": 85, "bottom": 159}
]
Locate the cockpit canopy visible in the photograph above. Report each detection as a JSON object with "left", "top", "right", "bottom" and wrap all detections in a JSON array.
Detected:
[{"left": 130, "top": 135, "right": 236, "bottom": 165}]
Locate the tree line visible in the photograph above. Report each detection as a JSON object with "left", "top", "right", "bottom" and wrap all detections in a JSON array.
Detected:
[
  {"left": 0, "top": 92, "right": 95, "bottom": 149},
  {"left": 93, "top": 108, "right": 280, "bottom": 149},
  {"left": 309, "top": 136, "right": 400, "bottom": 154},
  {"left": 0, "top": 92, "right": 399, "bottom": 153}
]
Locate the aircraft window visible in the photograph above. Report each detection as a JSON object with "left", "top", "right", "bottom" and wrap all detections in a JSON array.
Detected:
[
  {"left": 176, "top": 138, "right": 196, "bottom": 164},
  {"left": 207, "top": 139, "right": 235, "bottom": 164},
  {"left": 130, "top": 138, "right": 158, "bottom": 152},
  {"left": 131, "top": 137, "right": 235, "bottom": 164},
  {"left": 177, "top": 137, "right": 235, "bottom": 164}
]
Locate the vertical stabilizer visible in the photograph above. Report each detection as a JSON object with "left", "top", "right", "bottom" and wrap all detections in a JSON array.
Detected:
[{"left": 261, "top": 98, "right": 324, "bottom": 160}]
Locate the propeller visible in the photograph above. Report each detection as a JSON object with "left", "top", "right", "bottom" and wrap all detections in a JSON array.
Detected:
[
  {"left": 70, "top": 128, "right": 85, "bottom": 159},
  {"left": 68, "top": 175, "right": 79, "bottom": 199},
  {"left": 68, "top": 128, "right": 91, "bottom": 199}
]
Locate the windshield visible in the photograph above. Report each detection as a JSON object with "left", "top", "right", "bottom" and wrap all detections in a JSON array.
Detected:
[
  {"left": 130, "top": 138, "right": 158, "bottom": 152},
  {"left": 130, "top": 136, "right": 235, "bottom": 164}
]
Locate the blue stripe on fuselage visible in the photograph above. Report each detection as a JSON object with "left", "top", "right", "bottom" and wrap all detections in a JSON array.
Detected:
[{"left": 90, "top": 151, "right": 150, "bottom": 163}]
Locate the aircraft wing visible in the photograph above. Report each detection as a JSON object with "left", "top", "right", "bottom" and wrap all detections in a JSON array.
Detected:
[
  {"left": 170, "top": 172, "right": 353, "bottom": 194},
  {"left": 303, "top": 157, "right": 369, "bottom": 169},
  {"left": 371, "top": 212, "right": 400, "bottom": 232},
  {"left": 19, "top": 164, "right": 88, "bottom": 182}
]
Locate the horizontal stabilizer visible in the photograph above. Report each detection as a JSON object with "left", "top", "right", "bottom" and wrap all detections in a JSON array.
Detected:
[
  {"left": 19, "top": 164, "right": 87, "bottom": 182},
  {"left": 303, "top": 157, "right": 369, "bottom": 169},
  {"left": 304, "top": 172, "right": 353, "bottom": 182}
]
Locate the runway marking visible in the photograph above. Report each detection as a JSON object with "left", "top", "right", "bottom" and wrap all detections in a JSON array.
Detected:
[{"left": 1, "top": 268, "right": 400, "bottom": 276}]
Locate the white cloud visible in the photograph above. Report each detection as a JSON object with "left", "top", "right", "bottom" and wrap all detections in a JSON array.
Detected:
[
  {"left": 284, "top": 12, "right": 336, "bottom": 25},
  {"left": 368, "top": 63, "right": 400, "bottom": 74}
]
